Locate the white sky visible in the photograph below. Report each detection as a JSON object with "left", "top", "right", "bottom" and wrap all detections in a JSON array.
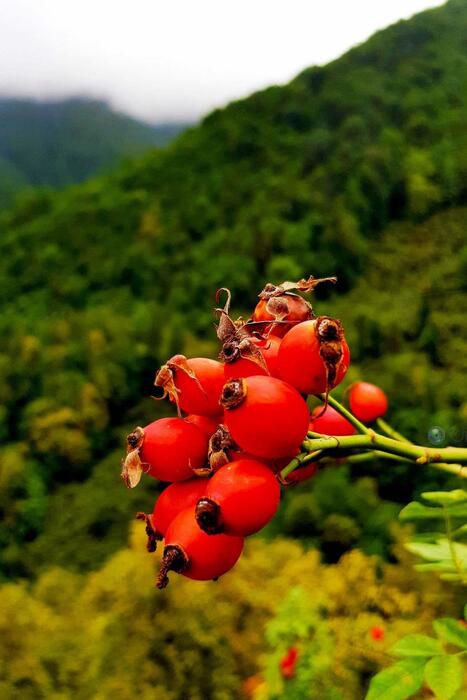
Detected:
[{"left": 0, "top": 0, "right": 445, "bottom": 123}]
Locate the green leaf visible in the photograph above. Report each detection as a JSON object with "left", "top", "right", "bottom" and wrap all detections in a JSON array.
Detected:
[
  {"left": 399, "top": 502, "right": 444, "bottom": 521},
  {"left": 414, "top": 562, "right": 457, "bottom": 572},
  {"left": 433, "top": 618, "right": 467, "bottom": 649},
  {"left": 439, "top": 573, "right": 464, "bottom": 582},
  {"left": 405, "top": 540, "right": 452, "bottom": 561},
  {"left": 464, "top": 603, "right": 467, "bottom": 622},
  {"left": 422, "top": 490, "right": 467, "bottom": 506},
  {"left": 424, "top": 655, "right": 463, "bottom": 699},
  {"left": 391, "top": 634, "right": 443, "bottom": 657},
  {"left": 365, "top": 658, "right": 426, "bottom": 700},
  {"left": 452, "top": 524, "right": 467, "bottom": 540}
]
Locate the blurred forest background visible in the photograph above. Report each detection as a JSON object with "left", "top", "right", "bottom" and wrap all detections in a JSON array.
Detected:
[{"left": 1, "top": 1, "right": 467, "bottom": 698}]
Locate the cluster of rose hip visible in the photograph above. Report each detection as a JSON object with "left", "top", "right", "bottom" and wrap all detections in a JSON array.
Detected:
[{"left": 121, "top": 276, "right": 388, "bottom": 589}]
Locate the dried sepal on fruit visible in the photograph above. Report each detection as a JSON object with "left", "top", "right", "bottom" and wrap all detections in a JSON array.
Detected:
[
  {"left": 215, "top": 288, "right": 269, "bottom": 374},
  {"left": 121, "top": 426, "right": 145, "bottom": 488},
  {"left": 206, "top": 423, "right": 238, "bottom": 473},
  {"left": 252, "top": 275, "right": 337, "bottom": 337}
]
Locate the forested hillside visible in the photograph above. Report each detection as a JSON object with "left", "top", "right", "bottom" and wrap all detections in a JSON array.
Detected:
[
  {"left": 0, "top": 2, "right": 466, "bottom": 696},
  {"left": 0, "top": 97, "right": 187, "bottom": 207}
]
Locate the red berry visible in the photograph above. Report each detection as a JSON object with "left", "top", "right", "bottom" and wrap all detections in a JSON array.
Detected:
[
  {"left": 370, "top": 626, "right": 385, "bottom": 641},
  {"left": 156, "top": 507, "right": 244, "bottom": 588},
  {"left": 185, "top": 414, "right": 221, "bottom": 437},
  {"left": 223, "top": 335, "right": 282, "bottom": 380},
  {"left": 349, "top": 382, "right": 388, "bottom": 423},
  {"left": 221, "top": 376, "right": 309, "bottom": 459},
  {"left": 280, "top": 647, "right": 299, "bottom": 679},
  {"left": 283, "top": 462, "right": 319, "bottom": 484},
  {"left": 137, "top": 478, "right": 209, "bottom": 550},
  {"left": 121, "top": 418, "right": 208, "bottom": 487},
  {"left": 309, "top": 405, "right": 356, "bottom": 436},
  {"left": 252, "top": 276, "right": 336, "bottom": 337},
  {"left": 195, "top": 459, "right": 281, "bottom": 536},
  {"left": 278, "top": 317, "right": 350, "bottom": 395},
  {"left": 154, "top": 355, "right": 224, "bottom": 417}
]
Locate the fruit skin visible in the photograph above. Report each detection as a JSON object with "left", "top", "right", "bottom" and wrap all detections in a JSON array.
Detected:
[
  {"left": 185, "top": 414, "right": 220, "bottom": 437},
  {"left": 252, "top": 295, "right": 312, "bottom": 338},
  {"left": 309, "top": 405, "right": 356, "bottom": 436},
  {"left": 349, "top": 382, "right": 388, "bottom": 423},
  {"left": 155, "top": 356, "right": 225, "bottom": 417},
  {"left": 196, "top": 459, "right": 281, "bottom": 536},
  {"left": 278, "top": 318, "right": 350, "bottom": 395},
  {"left": 283, "top": 462, "right": 318, "bottom": 484},
  {"left": 223, "top": 336, "right": 281, "bottom": 380},
  {"left": 144, "top": 478, "right": 209, "bottom": 546},
  {"left": 157, "top": 507, "right": 244, "bottom": 588},
  {"left": 221, "top": 376, "right": 309, "bottom": 459},
  {"left": 140, "top": 418, "right": 208, "bottom": 482}
]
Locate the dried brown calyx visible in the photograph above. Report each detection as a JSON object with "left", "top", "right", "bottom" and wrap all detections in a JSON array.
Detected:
[
  {"left": 209, "top": 424, "right": 238, "bottom": 471},
  {"left": 156, "top": 545, "right": 189, "bottom": 589},
  {"left": 258, "top": 275, "right": 337, "bottom": 300},
  {"left": 315, "top": 315, "right": 346, "bottom": 412},
  {"left": 220, "top": 378, "right": 247, "bottom": 411},
  {"left": 121, "top": 426, "right": 145, "bottom": 489},
  {"left": 215, "top": 288, "right": 269, "bottom": 372},
  {"left": 195, "top": 498, "right": 222, "bottom": 534},
  {"left": 154, "top": 354, "right": 205, "bottom": 416},
  {"left": 136, "top": 512, "right": 163, "bottom": 552}
]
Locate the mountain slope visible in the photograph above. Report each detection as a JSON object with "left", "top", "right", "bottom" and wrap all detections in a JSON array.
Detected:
[
  {"left": 0, "top": 0, "right": 466, "bottom": 577},
  {"left": 0, "top": 97, "right": 187, "bottom": 207}
]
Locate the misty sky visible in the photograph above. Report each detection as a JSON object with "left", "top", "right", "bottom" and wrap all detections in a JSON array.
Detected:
[{"left": 1, "top": 0, "right": 444, "bottom": 124}]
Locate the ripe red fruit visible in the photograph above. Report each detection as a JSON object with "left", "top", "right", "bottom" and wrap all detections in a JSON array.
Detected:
[
  {"left": 195, "top": 459, "right": 281, "bottom": 536},
  {"left": 156, "top": 507, "right": 244, "bottom": 588},
  {"left": 221, "top": 376, "right": 309, "bottom": 459},
  {"left": 278, "top": 317, "right": 350, "bottom": 395},
  {"left": 283, "top": 462, "right": 319, "bottom": 484},
  {"left": 154, "top": 355, "right": 224, "bottom": 417},
  {"left": 370, "top": 626, "right": 385, "bottom": 641},
  {"left": 223, "top": 335, "right": 282, "bottom": 380},
  {"left": 349, "top": 382, "right": 388, "bottom": 423},
  {"left": 309, "top": 405, "right": 356, "bottom": 436},
  {"left": 121, "top": 418, "right": 208, "bottom": 487},
  {"left": 185, "top": 414, "right": 220, "bottom": 437},
  {"left": 252, "top": 276, "right": 336, "bottom": 337},
  {"left": 280, "top": 647, "right": 299, "bottom": 679},
  {"left": 137, "top": 478, "right": 208, "bottom": 551}
]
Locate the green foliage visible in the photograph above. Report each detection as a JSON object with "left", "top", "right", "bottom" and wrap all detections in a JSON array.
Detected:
[
  {"left": 399, "top": 490, "right": 467, "bottom": 583},
  {"left": 0, "top": 97, "right": 187, "bottom": 208},
  {"left": 366, "top": 612, "right": 467, "bottom": 700},
  {"left": 0, "top": 533, "right": 462, "bottom": 699}
]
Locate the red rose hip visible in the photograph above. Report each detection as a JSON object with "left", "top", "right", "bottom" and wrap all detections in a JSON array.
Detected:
[
  {"left": 349, "top": 382, "right": 388, "bottom": 423},
  {"left": 278, "top": 317, "right": 350, "bottom": 395},
  {"left": 154, "top": 355, "right": 224, "bottom": 417},
  {"left": 309, "top": 405, "right": 356, "bottom": 436},
  {"left": 137, "top": 477, "right": 208, "bottom": 550},
  {"left": 195, "top": 459, "right": 281, "bottom": 536},
  {"left": 221, "top": 376, "right": 309, "bottom": 459},
  {"left": 121, "top": 417, "right": 208, "bottom": 487},
  {"left": 156, "top": 507, "right": 244, "bottom": 588}
]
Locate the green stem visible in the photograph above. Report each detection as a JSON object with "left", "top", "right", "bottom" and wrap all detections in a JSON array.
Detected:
[
  {"left": 316, "top": 393, "right": 370, "bottom": 435},
  {"left": 345, "top": 450, "right": 412, "bottom": 464},
  {"left": 280, "top": 433, "right": 467, "bottom": 481},
  {"left": 376, "top": 418, "right": 411, "bottom": 443}
]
